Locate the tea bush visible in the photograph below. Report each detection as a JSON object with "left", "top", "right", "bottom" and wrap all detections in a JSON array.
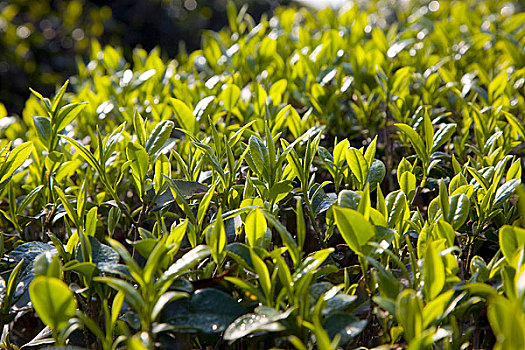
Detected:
[
  {"left": 0, "top": 0, "right": 288, "bottom": 113},
  {"left": 0, "top": 0, "right": 524, "bottom": 349}
]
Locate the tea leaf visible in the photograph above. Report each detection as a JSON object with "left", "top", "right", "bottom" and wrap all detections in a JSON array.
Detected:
[
  {"left": 333, "top": 207, "right": 374, "bottom": 254},
  {"left": 499, "top": 225, "right": 525, "bottom": 262},
  {"left": 245, "top": 209, "right": 267, "bottom": 248},
  {"left": 0, "top": 141, "right": 33, "bottom": 183},
  {"left": 145, "top": 120, "right": 174, "bottom": 157},
  {"left": 423, "top": 242, "right": 445, "bottom": 300},
  {"left": 29, "top": 276, "right": 77, "bottom": 331}
]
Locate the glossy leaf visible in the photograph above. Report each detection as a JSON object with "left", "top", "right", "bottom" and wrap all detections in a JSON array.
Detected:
[
  {"left": 499, "top": 225, "right": 525, "bottom": 262},
  {"left": 245, "top": 208, "right": 267, "bottom": 248},
  {"left": 29, "top": 276, "right": 77, "bottom": 331},
  {"left": 333, "top": 207, "right": 374, "bottom": 254},
  {"left": 423, "top": 242, "right": 445, "bottom": 301},
  {"left": 0, "top": 141, "right": 33, "bottom": 183}
]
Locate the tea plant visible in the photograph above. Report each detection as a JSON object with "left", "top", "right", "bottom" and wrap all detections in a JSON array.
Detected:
[{"left": 0, "top": 0, "right": 524, "bottom": 349}]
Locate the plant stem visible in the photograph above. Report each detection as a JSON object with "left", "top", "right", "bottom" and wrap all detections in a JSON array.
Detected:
[{"left": 302, "top": 188, "right": 326, "bottom": 249}]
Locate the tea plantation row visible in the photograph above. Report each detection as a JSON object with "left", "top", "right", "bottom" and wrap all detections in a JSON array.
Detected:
[{"left": 0, "top": 0, "right": 524, "bottom": 349}]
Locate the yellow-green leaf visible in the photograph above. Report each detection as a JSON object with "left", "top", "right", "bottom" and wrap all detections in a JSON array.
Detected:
[{"left": 29, "top": 276, "right": 77, "bottom": 331}]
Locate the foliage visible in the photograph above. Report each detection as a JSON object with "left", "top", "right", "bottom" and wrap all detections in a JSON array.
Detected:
[
  {"left": 0, "top": 0, "right": 524, "bottom": 348},
  {"left": 0, "top": 0, "right": 288, "bottom": 114}
]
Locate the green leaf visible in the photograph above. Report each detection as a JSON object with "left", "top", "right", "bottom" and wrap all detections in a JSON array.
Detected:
[
  {"left": 192, "top": 142, "right": 226, "bottom": 187},
  {"left": 145, "top": 120, "right": 174, "bottom": 156},
  {"left": 253, "top": 83, "right": 268, "bottom": 117},
  {"left": 54, "top": 186, "right": 80, "bottom": 228},
  {"left": 207, "top": 208, "right": 226, "bottom": 265},
  {"left": 133, "top": 110, "right": 147, "bottom": 146},
  {"left": 166, "top": 288, "right": 243, "bottom": 333},
  {"left": 224, "top": 307, "right": 293, "bottom": 341},
  {"left": 107, "top": 207, "right": 121, "bottom": 238},
  {"left": 461, "top": 282, "right": 498, "bottom": 298},
  {"left": 385, "top": 190, "right": 407, "bottom": 228},
  {"left": 143, "top": 240, "right": 170, "bottom": 284},
  {"left": 86, "top": 238, "right": 116, "bottom": 272},
  {"left": 51, "top": 80, "right": 69, "bottom": 112},
  {"left": 494, "top": 179, "right": 521, "bottom": 207},
  {"left": 194, "top": 95, "right": 216, "bottom": 121},
  {"left": 248, "top": 135, "right": 269, "bottom": 180},
  {"left": 366, "top": 159, "right": 386, "bottom": 191},
  {"left": 250, "top": 249, "right": 272, "bottom": 301},
  {"left": 63, "top": 261, "right": 97, "bottom": 280},
  {"left": 164, "top": 177, "right": 197, "bottom": 228},
  {"left": 432, "top": 123, "right": 456, "bottom": 152},
  {"left": 422, "top": 290, "right": 454, "bottom": 328},
  {"left": 357, "top": 183, "right": 371, "bottom": 219},
  {"left": 245, "top": 208, "right": 267, "bottom": 248},
  {"left": 439, "top": 179, "right": 449, "bottom": 220},
  {"left": 447, "top": 194, "right": 470, "bottom": 230},
  {"left": 219, "top": 84, "right": 241, "bottom": 111},
  {"left": 226, "top": 1, "right": 238, "bottom": 33},
  {"left": 103, "top": 122, "right": 126, "bottom": 160},
  {"left": 275, "top": 255, "right": 293, "bottom": 297},
  {"left": 29, "top": 276, "right": 77, "bottom": 331},
  {"left": 170, "top": 98, "right": 196, "bottom": 133},
  {"left": 451, "top": 155, "right": 462, "bottom": 175},
  {"left": 94, "top": 276, "right": 143, "bottom": 311},
  {"left": 312, "top": 301, "right": 333, "bottom": 350},
  {"left": 423, "top": 241, "right": 445, "bottom": 301},
  {"left": 334, "top": 139, "right": 349, "bottom": 166},
  {"left": 503, "top": 111, "right": 525, "bottom": 141},
  {"left": 29, "top": 87, "right": 45, "bottom": 103},
  {"left": 363, "top": 136, "right": 377, "bottom": 167},
  {"left": 466, "top": 167, "right": 489, "bottom": 191},
  {"left": 333, "top": 207, "right": 374, "bottom": 254},
  {"left": 0, "top": 141, "right": 33, "bottom": 183},
  {"left": 507, "top": 160, "right": 522, "bottom": 181},
  {"left": 423, "top": 112, "right": 434, "bottom": 156},
  {"left": 376, "top": 186, "right": 387, "bottom": 219},
  {"left": 396, "top": 289, "right": 423, "bottom": 342},
  {"left": 17, "top": 185, "right": 44, "bottom": 215},
  {"left": 55, "top": 102, "right": 87, "bottom": 132},
  {"left": 294, "top": 249, "right": 334, "bottom": 282},
  {"left": 433, "top": 220, "right": 455, "bottom": 248},
  {"left": 225, "top": 276, "right": 264, "bottom": 301},
  {"left": 338, "top": 190, "right": 361, "bottom": 210},
  {"left": 399, "top": 172, "right": 416, "bottom": 201},
  {"left": 160, "top": 245, "right": 211, "bottom": 285},
  {"left": 197, "top": 184, "right": 216, "bottom": 229},
  {"left": 169, "top": 179, "right": 208, "bottom": 197},
  {"left": 154, "top": 154, "right": 170, "bottom": 193},
  {"left": 4, "top": 259, "right": 24, "bottom": 311},
  {"left": 84, "top": 206, "right": 98, "bottom": 237},
  {"left": 363, "top": 255, "right": 402, "bottom": 300},
  {"left": 487, "top": 295, "right": 525, "bottom": 349},
  {"left": 112, "top": 291, "right": 125, "bottom": 325},
  {"left": 269, "top": 79, "right": 287, "bottom": 106},
  {"left": 345, "top": 147, "right": 369, "bottom": 189},
  {"left": 167, "top": 220, "right": 188, "bottom": 252},
  {"left": 323, "top": 313, "right": 366, "bottom": 344},
  {"left": 106, "top": 239, "right": 143, "bottom": 284},
  {"left": 395, "top": 123, "right": 427, "bottom": 163},
  {"left": 269, "top": 180, "right": 293, "bottom": 203},
  {"left": 59, "top": 135, "right": 102, "bottom": 174},
  {"left": 33, "top": 116, "right": 52, "bottom": 147},
  {"left": 126, "top": 142, "right": 149, "bottom": 195},
  {"left": 262, "top": 211, "right": 300, "bottom": 266},
  {"left": 499, "top": 225, "right": 525, "bottom": 262}
]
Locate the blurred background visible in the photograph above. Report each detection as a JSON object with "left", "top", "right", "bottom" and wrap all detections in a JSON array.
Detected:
[{"left": 0, "top": 0, "right": 305, "bottom": 114}]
